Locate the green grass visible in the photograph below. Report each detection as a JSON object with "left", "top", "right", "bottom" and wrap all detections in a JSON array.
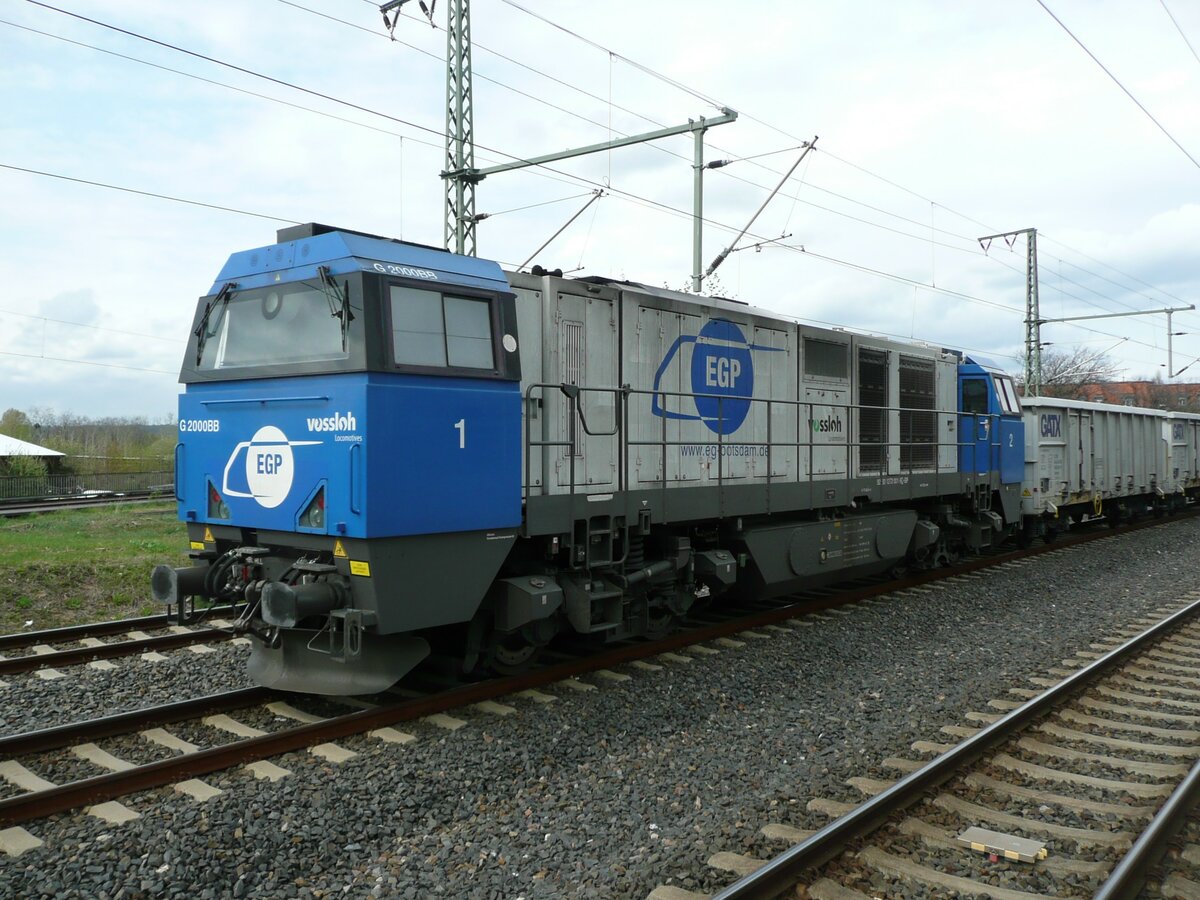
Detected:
[{"left": 0, "top": 501, "right": 191, "bottom": 633}]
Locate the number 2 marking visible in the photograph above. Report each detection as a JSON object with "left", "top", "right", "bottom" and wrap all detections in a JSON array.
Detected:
[
  {"left": 1009, "top": 434, "right": 1014, "bottom": 448},
  {"left": 454, "top": 418, "right": 466, "bottom": 449}
]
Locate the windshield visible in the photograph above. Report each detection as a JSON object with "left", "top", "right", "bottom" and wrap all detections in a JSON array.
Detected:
[{"left": 197, "top": 283, "right": 349, "bottom": 370}]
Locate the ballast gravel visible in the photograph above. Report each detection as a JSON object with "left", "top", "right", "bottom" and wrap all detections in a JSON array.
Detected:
[{"left": 4, "top": 518, "right": 1200, "bottom": 898}]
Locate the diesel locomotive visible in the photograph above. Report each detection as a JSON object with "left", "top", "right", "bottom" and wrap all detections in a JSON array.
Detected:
[{"left": 151, "top": 224, "right": 1196, "bottom": 695}]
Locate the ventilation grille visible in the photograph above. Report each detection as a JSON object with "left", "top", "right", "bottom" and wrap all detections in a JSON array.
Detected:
[
  {"left": 899, "top": 355, "right": 936, "bottom": 470},
  {"left": 804, "top": 338, "right": 848, "bottom": 380},
  {"left": 858, "top": 348, "right": 887, "bottom": 474}
]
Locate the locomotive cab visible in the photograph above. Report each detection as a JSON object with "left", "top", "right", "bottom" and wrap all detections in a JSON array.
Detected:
[
  {"left": 956, "top": 356, "right": 1023, "bottom": 484},
  {"left": 953, "top": 355, "right": 1025, "bottom": 545},
  {"left": 155, "top": 224, "right": 525, "bottom": 694}
]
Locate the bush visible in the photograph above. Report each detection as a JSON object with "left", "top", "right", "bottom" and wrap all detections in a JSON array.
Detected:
[{"left": 0, "top": 455, "right": 48, "bottom": 479}]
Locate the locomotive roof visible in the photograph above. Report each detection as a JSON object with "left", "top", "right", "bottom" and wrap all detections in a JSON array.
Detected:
[
  {"left": 524, "top": 269, "right": 956, "bottom": 357},
  {"left": 210, "top": 224, "right": 510, "bottom": 295},
  {"left": 961, "top": 354, "right": 1009, "bottom": 374},
  {"left": 541, "top": 271, "right": 807, "bottom": 328}
]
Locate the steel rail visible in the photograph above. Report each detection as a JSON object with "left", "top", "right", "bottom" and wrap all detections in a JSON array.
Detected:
[
  {"left": 0, "top": 491, "right": 167, "bottom": 517},
  {"left": 1094, "top": 756, "right": 1200, "bottom": 900},
  {"left": 0, "top": 605, "right": 244, "bottom": 651},
  {"left": 0, "top": 510, "right": 1187, "bottom": 826},
  {"left": 711, "top": 595, "right": 1200, "bottom": 899},
  {"left": 0, "top": 628, "right": 236, "bottom": 676},
  {"left": 0, "top": 514, "right": 1087, "bottom": 676},
  {"left": 0, "top": 687, "right": 274, "bottom": 757},
  {"left": 0, "top": 571, "right": 1056, "bottom": 826}
]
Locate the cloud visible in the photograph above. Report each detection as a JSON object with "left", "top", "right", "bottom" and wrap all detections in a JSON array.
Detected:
[
  {"left": 37, "top": 288, "right": 100, "bottom": 324},
  {"left": 4, "top": 0, "right": 1200, "bottom": 422}
]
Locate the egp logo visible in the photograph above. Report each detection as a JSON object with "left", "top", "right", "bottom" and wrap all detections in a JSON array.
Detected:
[
  {"left": 222, "top": 426, "right": 320, "bottom": 509},
  {"left": 651, "top": 319, "right": 784, "bottom": 435}
]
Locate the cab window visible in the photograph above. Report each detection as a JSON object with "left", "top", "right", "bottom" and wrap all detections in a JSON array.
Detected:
[
  {"left": 993, "top": 374, "right": 1021, "bottom": 414},
  {"left": 390, "top": 286, "right": 495, "bottom": 370},
  {"left": 961, "top": 378, "right": 989, "bottom": 414},
  {"left": 198, "top": 284, "right": 348, "bottom": 371}
]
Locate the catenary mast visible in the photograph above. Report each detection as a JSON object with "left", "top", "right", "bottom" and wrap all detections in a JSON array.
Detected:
[{"left": 444, "top": 0, "right": 475, "bottom": 255}]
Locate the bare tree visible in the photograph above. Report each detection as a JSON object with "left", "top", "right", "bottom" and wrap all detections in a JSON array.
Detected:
[{"left": 1017, "top": 347, "right": 1123, "bottom": 399}]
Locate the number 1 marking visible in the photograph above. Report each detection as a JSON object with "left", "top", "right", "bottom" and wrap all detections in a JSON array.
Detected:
[{"left": 454, "top": 418, "right": 466, "bottom": 449}]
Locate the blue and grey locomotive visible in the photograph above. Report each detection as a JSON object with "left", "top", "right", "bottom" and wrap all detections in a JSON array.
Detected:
[{"left": 153, "top": 223, "right": 1038, "bottom": 695}]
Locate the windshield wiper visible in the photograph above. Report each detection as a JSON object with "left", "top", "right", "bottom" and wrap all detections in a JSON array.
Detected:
[
  {"left": 317, "top": 265, "right": 354, "bottom": 352},
  {"left": 194, "top": 281, "right": 236, "bottom": 366}
]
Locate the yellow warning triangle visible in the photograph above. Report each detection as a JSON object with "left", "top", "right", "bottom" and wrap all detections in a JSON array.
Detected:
[
  {"left": 203, "top": 527, "right": 215, "bottom": 542},
  {"left": 333, "top": 540, "right": 348, "bottom": 558}
]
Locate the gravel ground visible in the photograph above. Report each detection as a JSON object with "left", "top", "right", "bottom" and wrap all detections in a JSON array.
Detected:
[
  {"left": 0, "top": 645, "right": 254, "bottom": 737},
  {"left": 1145, "top": 810, "right": 1200, "bottom": 898},
  {"left": 4, "top": 518, "right": 1200, "bottom": 898}
]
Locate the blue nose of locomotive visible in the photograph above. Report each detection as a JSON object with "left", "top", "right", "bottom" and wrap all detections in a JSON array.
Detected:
[
  {"left": 177, "top": 375, "right": 367, "bottom": 536},
  {"left": 177, "top": 372, "right": 522, "bottom": 539}
]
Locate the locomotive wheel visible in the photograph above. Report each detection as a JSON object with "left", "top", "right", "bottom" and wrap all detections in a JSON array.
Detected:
[
  {"left": 645, "top": 608, "right": 680, "bottom": 641},
  {"left": 490, "top": 634, "right": 542, "bottom": 674}
]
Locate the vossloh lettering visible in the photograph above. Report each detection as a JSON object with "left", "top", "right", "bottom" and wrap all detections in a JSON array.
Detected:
[
  {"left": 307, "top": 412, "right": 358, "bottom": 433},
  {"left": 810, "top": 414, "right": 844, "bottom": 434}
]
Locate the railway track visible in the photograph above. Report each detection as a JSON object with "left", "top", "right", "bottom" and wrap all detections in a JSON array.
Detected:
[
  {"left": 0, "top": 606, "right": 245, "bottom": 679},
  {"left": 0, "top": 490, "right": 170, "bottom": 517},
  {"left": 0, "top": 510, "right": 1096, "bottom": 684},
  {"left": 645, "top": 594, "right": 1200, "bottom": 899},
  {"left": 0, "top": 511, "right": 1193, "bottom": 874},
  {"left": 0, "top": 498, "right": 1179, "bottom": 683},
  {"left": 0, "top": 528, "right": 1171, "bottom": 830},
  {"left": 0, "top": 601, "right": 867, "bottom": 829}
]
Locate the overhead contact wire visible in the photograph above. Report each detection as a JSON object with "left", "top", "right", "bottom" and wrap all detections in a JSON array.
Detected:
[
  {"left": 17, "top": 0, "right": 1178, "bottom": 356},
  {"left": 1036, "top": 0, "right": 1200, "bottom": 171},
  {"left": 0, "top": 162, "right": 300, "bottom": 224},
  {"left": 486, "top": 2, "right": 1178, "bottom": 321}
]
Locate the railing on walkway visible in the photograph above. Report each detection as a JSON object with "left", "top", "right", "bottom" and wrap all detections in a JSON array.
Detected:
[
  {"left": 523, "top": 382, "right": 1002, "bottom": 498},
  {"left": 0, "top": 470, "right": 174, "bottom": 502}
]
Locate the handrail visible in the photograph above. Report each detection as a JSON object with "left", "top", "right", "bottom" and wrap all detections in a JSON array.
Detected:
[
  {"left": 521, "top": 381, "right": 1009, "bottom": 499},
  {"left": 199, "top": 395, "right": 329, "bottom": 406}
]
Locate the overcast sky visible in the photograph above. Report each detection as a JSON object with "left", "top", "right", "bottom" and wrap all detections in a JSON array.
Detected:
[{"left": 2, "top": 0, "right": 1199, "bottom": 419}]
